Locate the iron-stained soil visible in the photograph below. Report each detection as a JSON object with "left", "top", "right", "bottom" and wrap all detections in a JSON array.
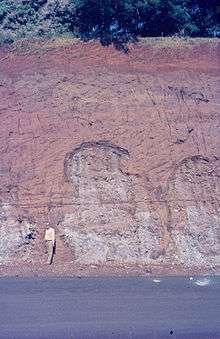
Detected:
[{"left": 0, "top": 37, "right": 219, "bottom": 276}]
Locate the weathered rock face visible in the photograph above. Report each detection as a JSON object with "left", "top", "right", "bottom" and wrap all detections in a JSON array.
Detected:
[
  {"left": 0, "top": 202, "right": 35, "bottom": 262},
  {"left": 61, "top": 145, "right": 220, "bottom": 267},
  {"left": 167, "top": 156, "right": 220, "bottom": 266},
  {"left": 61, "top": 141, "right": 164, "bottom": 264},
  {"left": 0, "top": 38, "right": 219, "bottom": 274}
]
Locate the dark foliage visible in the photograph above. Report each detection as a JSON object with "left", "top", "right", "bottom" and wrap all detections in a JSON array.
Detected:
[
  {"left": 0, "top": 0, "right": 219, "bottom": 47},
  {"left": 59, "top": 0, "right": 219, "bottom": 47}
]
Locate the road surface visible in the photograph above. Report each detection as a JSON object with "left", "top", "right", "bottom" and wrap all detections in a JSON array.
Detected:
[{"left": 0, "top": 276, "right": 219, "bottom": 338}]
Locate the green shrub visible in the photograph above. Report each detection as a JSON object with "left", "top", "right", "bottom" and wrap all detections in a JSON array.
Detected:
[{"left": 0, "top": 0, "right": 219, "bottom": 48}]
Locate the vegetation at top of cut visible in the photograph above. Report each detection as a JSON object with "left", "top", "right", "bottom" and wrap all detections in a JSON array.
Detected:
[{"left": 0, "top": 0, "right": 219, "bottom": 49}]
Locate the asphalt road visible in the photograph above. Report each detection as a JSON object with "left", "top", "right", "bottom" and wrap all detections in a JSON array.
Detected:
[{"left": 0, "top": 276, "right": 219, "bottom": 339}]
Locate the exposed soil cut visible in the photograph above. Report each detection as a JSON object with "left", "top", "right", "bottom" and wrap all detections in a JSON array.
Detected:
[{"left": 0, "top": 37, "right": 219, "bottom": 276}]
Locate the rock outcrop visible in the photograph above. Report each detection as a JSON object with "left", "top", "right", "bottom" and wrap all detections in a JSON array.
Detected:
[{"left": 0, "top": 202, "right": 35, "bottom": 262}]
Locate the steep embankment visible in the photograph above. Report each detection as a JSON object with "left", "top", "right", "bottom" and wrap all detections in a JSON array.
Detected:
[{"left": 0, "top": 38, "right": 219, "bottom": 276}]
